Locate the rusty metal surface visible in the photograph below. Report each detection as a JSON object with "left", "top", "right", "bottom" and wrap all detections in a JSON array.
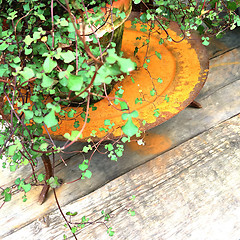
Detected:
[{"left": 50, "top": 20, "right": 209, "bottom": 141}]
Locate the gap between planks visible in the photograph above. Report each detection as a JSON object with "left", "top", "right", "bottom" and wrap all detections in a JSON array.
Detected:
[{"left": 4, "top": 113, "right": 240, "bottom": 240}]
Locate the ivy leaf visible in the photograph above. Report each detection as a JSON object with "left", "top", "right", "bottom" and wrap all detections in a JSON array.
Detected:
[
  {"left": 118, "top": 58, "right": 136, "bottom": 73},
  {"left": 40, "top": 142, "right": 48, "bottom": 151},
  {"left": 79, "top": 162, "right": 89, "bottom": 171},
  {"left": 83, "top": 170, "right": 92, "bottom": 179},
  {"left": 10, "top": 163, "right": 17, "bottom": 172},
  {"left": 15, "top": 178, "right": 21, "bottom": 185},
  {"left": 0, "top": 42, "right": 8, "bottom": 51},
  {"left": 0, "top": 64, "right": 8, "bottom": 76},
  {"left": 121, "top": 117, "right": 138, "bottom": 137},
  {"left": 155, "top": 51, "right": 162, "bottom": 60},
  {"left": 23, "top": 35, "right": 34, "bottom": 46},
  {"left": 67, "top": 74, "right": 83, "bottom": 91},
  {"left": 67, "top": 109, "right": 77, "bottom": 118},
  {"left": 43, "top": 56, "right": 57, "bottom": 73},
  {"left": 133, "top": 0, "right": 141, "bottom": 4},
  {"left": 64, "top": 130, "right": 82, "bottom": 141},
  {"left": 2, "top": 188, "right": 12, "bottom": 202},
  {"left": 105, "top": 143, "right": 114, "bottom": 151},
  {"left": 41, "top": 73, "right": 54, "bottom": 88},
  {"left": 107, "top": 227, "right": 115, "bottom": 237},
  {"left": 130, "top": 110, "right": 139, "bottom": 118},
  {"left": 24, "top": 110, "right": 34, "bottom": 120},
  {"left": 37, "top": 173, "right": 45, "bottom": 182},
  {"left": 140, "top": 13, "right": 148, "bottom": 23},
  {"left": 71, "top": 227, "right": 77, "bottom": 234},
  {"left": 24, "top": 48, "right": 32, "bottom": 55},
  {"left": 8, "top": 145, "right": 18, "bottom": 156},
  {"left": 121, "top": 136, "right": 130, "bottom": 143},
  {"left": 61, "top": 50, "right": 75, "bottom": 63},
  {"left": 43, "top": 110, "right": 58, "bottom": 128},
  {"left": 66, "top": 211, "right": 78, "bottom": 216},
  {"left": 20, "top": 67, "right": 35, "bottom": 80},
  {"left": 150, "top": 88, "right": 156, "bottom": 96},
  {"left": 22, "top": 183, "right": 31, "bottom": 193},
  {"left": 47, "top": 176, "right": 60, "bottom": 188},
  {"left": 4, "top": 192, "right": 12, "bottom": 202},
  {"left": 128, "top": 209, "right": 136, "bottom": 216}
]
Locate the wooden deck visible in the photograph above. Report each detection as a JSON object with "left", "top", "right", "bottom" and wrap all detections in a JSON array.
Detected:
[{"left": 1, "top": 27, "right": 240, "bottom": 240}]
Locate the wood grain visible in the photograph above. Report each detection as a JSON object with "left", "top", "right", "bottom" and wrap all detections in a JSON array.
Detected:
[
  {"left": 1, "top": 42, "right": 240, "bottom": 239},
  {"left": 4, "top": 114, "right": 240, "bottom": 240}
]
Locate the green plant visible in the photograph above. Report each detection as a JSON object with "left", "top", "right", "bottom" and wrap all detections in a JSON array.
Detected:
[
  {"left": 62, "top": 195, "right": 136, "bottom": 238},
  {"left": 0, "top": 0, "right": 239, "bottom": 239}
]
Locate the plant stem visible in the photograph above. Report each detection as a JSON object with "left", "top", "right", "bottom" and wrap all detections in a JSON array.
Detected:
[
  {"left": 38, "top": 154, "right": 53, "bottom": 205},
  {"left": 53, "top": 188, "right": 78, "bottom": 240}
]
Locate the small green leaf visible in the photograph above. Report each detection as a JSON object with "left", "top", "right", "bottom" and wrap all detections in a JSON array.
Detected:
[
  {"left": 159, "top": 38, "right": 164, "bottom": 45},
  {"left": 67, "top": 74, "right": 83, "bottom": 91},
  {"left": 128, "top": 209, "right": 136, "bottom": 216},
  {"left": 155, "top": 51, "right": 162, "bottom": 60},
  {"left": 64, "top": 130, "right": 82, "bottom": 141},
  {"left": 122, "top": 117, "right": 138, "bottom": 137},
  {"left": 74, "top": 121, "right": 80, "bottom": 128},
  {"left": 2, "top": 189, "right": 12, "bottom": 202},
  {"left": 131, "top": 195, "right": 136, "bottom": 201},
  {"left": 107, "top": 227, "right": 115, "bottom": 237},
  {"left": 67, "top": 109, "right": 77, "bottom": 118},
  {"left": 165, "top": 95, "right": 170, "bottom": 102},
  {"left": 20, "top": 67, "right": 35, "bottom": 80},
  {"left": 23, "top": 35, "right": 34, "bottom": 46},
  {"left": 15, "top": 178, "right": 21, "bottom": 185},
  {"left": 43, "top": 110, "right": 58, "bottom": 128},
  {"left": 0, "top": 42, "right": 8, "bottom": 51},
  {"left": 119, "top": 12, "right": 126, "bottom": 19},
  {"left": 37, "top": 173, "right": 45, "bottom": 182},
  {"left": 81, "top": 216, "right": 89, "bottom": 223},
  {"left": 104, "top": 119, "right": 111, "bottom": 126},
  {"left": 24, "top": 48, "right": 32, "bottom": 55},
  {"left": 43, "top": 57, "right": 57, "bottom": 73},
  {"left": 61, "top": 50, "right": 75, "bottom": 63},
  {"left": 22, "top": 195, "right": 27, "bottom": 202},
  {"left": 71, "top": 226, "right": 77, "bottom": 234},
  {"left": 41, "top": 74, "right": 54, "bottom": 88},
  {"left": 8, "top": 145, "right": 18, "bottom": 156},
  {"left": 121, "top": 136, "right": 130, "bottom": 143},
  {"left": 24, "top": 110, "right": 33, "bottom": 120},
  {"left": 22, "top": 183, "right": 31, "bottom": 193},
  {"left": 79, "top": 162, "right": 89, "bottom": 171},
  {"left": 66, "top": 211, "right": 78, "bottom": 216},
  {"left": 40, "top": 142, "right": 48, "bottom": 151},
  {"left": 131, "top": 110, "right": 139, "bottom": 118},
  {"left": 105, "top": 143, "right": 114, "bottom": 151},
  {"left": 150, "top": 88, "right": 156, "bottom": 96},
  {"left": 83, "top": 170, "right": 92, "bottom": 179},
  {"left": 47, "top": 176, "right": 60, "bottom": 188}
]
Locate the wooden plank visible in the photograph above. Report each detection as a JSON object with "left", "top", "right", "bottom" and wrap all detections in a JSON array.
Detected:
[
  {"left": 0, "top": 46, "right": 240, "bottom": 237},
  {"left": 4, "top": 114, "right": 240, "bottom": 239},
  {"left": 207, "top": 27, "right": 240, "bottom": 59},
  {"left": 1, "top": 47, "right": 239, "bottom": 190}
]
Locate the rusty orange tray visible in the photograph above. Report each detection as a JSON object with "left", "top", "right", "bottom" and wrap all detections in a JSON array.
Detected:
[{"left": 48, "top": 20, "right": 209, "bottom": 141}]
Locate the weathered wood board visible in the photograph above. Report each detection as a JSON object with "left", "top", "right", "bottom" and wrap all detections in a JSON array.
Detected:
[
  {"left": 0, "top": 32, "right": 240, "bottom": 239},
  {"left": 4, "top": 114, "right": 240, "bottom": 240}
]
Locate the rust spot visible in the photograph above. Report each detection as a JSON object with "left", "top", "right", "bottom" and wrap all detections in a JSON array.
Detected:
[
  {"left": 127, "top": 132, "right": 172, "bottom": 155},
  {"left": 42, "top": 20, "right": 208, "bottom": 141}
]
